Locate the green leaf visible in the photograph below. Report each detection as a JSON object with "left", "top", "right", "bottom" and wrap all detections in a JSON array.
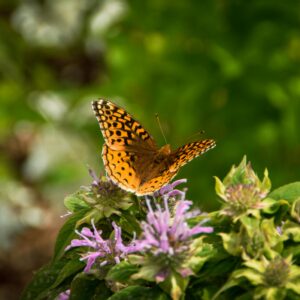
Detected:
[
  {"left": 51, "top": 258, "right": 84, "bottom": 288},
  {"left": 119, "top": 210, "right": 142, "bottom": 235},
  {"left": 255, "top": 286, "right": 286, "bottom": 300},
  {"left": 224, "top": 156, "right": 247, "bottom": 185},
  {"left": 106, "top": 261, "right": 139, "bottom": 283},
  {"left": 108, "top": 285, "right": 168, "bottom": 300},
  {"left": 76, "top": 207, "right": 105, "bottom": 227},
  {"left": 214, "top": 176, "right": 226, "bottom": 200},
  {"left": 162, "top": 273, "right": 189, "bottom": 300},
  {"left": 64, "top": 193, "right": 90, "bottom": 212},
  {"left": 286, "top": 279, "right": 300, "bottom": 294},
  {"left": 194, "top": 249, "right": 237, "bottom": 282},
  {"left": 262, "top": 198, "right": 289, "bottom": 215},
  {"left": 187, "top": 240, "right": 215, "bottom": 273},
  {"left": 283, "top": 244, "right": 300, "bottom": 258},
  {"left": 219, "top": 232, "right": 243, "bottom": 256},
  {"left": 20, "top": 260, "right": 69, "bottom": 300},
  {"left": 92, "top": 281, "right": 112, "bottom": 300},
  {"left": 131, "top": 263, "right": 161, "bottom": 282},
  {"left": 69, "top": 273, "right": 105, "bottom": 300},
  {"left": 212, "top": 277, "right": 240, "bottom": 300},
  {"left": 53, "top": 208, "right": 90, "bottom": 262},
  {"left": 233, "top": 268, "right": 264, "bottom": 285},
  {"left": 269, "top": 182, "right": 300, "bottom": 204}
]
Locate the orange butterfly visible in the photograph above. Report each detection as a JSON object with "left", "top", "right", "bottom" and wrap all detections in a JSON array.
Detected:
[{"left": 92, "top": 99, "right": 216, "bottom": 196}]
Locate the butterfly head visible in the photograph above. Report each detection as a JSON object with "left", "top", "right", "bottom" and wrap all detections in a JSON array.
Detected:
[{"left": 158, "top": 144, "right": 171, "bottom": 156}]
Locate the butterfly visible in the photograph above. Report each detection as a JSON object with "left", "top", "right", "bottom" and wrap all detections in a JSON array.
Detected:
[{"left": 92, "top": 99, "right": 216, "bottom": 196}]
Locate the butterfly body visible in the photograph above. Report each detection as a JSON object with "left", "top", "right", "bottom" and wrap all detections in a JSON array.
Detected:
[{"left": 92, "top": 99, "right": 216, "bottom": 196}]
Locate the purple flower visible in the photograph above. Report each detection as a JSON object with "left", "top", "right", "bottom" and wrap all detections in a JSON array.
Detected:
[
  {"left": 57, "top": 289, "right": 70, "bottom": 300},
  {"left": 65, "top": 220, "right": 137, "bottom": 272},
  {"left": 156, "top": 179, "right": 187, "bottom": 199},
  {"left": 136, "top": 198, "right": 213, "bottom": 256},
  {"left": 130, "top": 195, "right": 214, "bottom": 284}
]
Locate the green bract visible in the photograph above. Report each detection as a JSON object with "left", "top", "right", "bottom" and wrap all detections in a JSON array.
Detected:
[
  {"left": 215, "top": 156, "right": 272, "bottom": 221},
  {"left": 64, "top": 176, "right": 135, "bottom": 226}
]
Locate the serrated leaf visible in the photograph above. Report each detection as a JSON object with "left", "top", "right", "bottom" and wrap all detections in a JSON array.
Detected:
[
  {"left": 108, "top": 285, "right": 168, "bottom": 300},
  {"left": 53, "top": 208, "right": 90, "bottom": 262},
  {"left": 106, "top": 261, "right": 139, "bottom": 283},
  {"left": 269, "top": 182, "right": 300, "bottom": 203}
]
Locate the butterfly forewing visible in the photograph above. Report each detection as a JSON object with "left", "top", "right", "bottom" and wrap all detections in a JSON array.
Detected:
[
  {"left": 92, "top": 100, "right": 156, "bottom": 151},
  {"left": 169, "top": 140, "right": 216, "bottom": 173},
  {"left": 102, "top": 144, "right": 141, "bottom": 192}
]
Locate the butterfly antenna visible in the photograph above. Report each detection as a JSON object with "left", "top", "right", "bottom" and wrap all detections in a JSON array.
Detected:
[
  {"left": 185, "top": 130, "right": 206, "bottom": 143},
  {"left": 155, "top": 113, "right": 168, "bottom": 145}
]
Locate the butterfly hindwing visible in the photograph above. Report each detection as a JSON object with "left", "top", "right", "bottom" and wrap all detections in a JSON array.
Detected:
[
  {"left": 137, "top": 139, "right": 216, "bottom": 195},
  {"left": 137, "top": 168, "right": 178, "bottom": 195},
  {"left": 92, "top": 100, "right": 156, "bottom": 151}
]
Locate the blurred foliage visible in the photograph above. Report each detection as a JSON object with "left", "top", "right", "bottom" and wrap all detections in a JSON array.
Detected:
[{"left": 0, "top": 0, "right": 300, "bottom": 297}]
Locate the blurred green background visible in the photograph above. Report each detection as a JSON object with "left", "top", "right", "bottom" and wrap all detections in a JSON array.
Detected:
[{"left": 0, "top": 0, "right": 300, "bottom": 298}]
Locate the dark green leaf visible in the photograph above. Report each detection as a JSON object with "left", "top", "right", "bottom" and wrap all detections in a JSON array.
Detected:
[
  {"left": 51, "top": 258, "right": 85, "bottom": 288},
  {"left": 53, "top": 208, "right": 90, "bottom": 262},
  {"left": 119, "top": 210, "right": 142, "bottom": 236},
  {"left": 108, "top": 286, "right": 169, "bottom": 300},
  {"left": 106, "top": 261, "right": 139, "bottom": 283},
  {"left": 21, "top": 260, "right": 68, "bottom": 300},
  {"left": 269, "top": 182, "right": 300, "bottom": 203},
  {"left": 195, "top": 257, "right": 240, "bottom": 282},
  {"left": 92, "top": 281, "right": 112, "bottom": 300},
  {"left": 69, "top": 273, "right": 103, "bottom": 300}
]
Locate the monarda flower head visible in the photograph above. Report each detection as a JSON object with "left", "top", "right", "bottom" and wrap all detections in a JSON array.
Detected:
[
  {"left": 129, "top": 185, "right": 213, "bottom": 295},
  {"left": 214, "top": 255, "right": 300, "bottom": 300},
  {"left": 64, "top": 169, "right": 134, "bottom": 224},
  {"left": 136, "top": 198, "right": 213, "bottom": 257},
  {"left": 214, "top": 156, "right": 271, "bottom": 221},
  {"left": 128, "top": 183, "right": 214, "bottom": 300},
  {"left": 65, "top": 219, "right": 137, "bottom": 273}
]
